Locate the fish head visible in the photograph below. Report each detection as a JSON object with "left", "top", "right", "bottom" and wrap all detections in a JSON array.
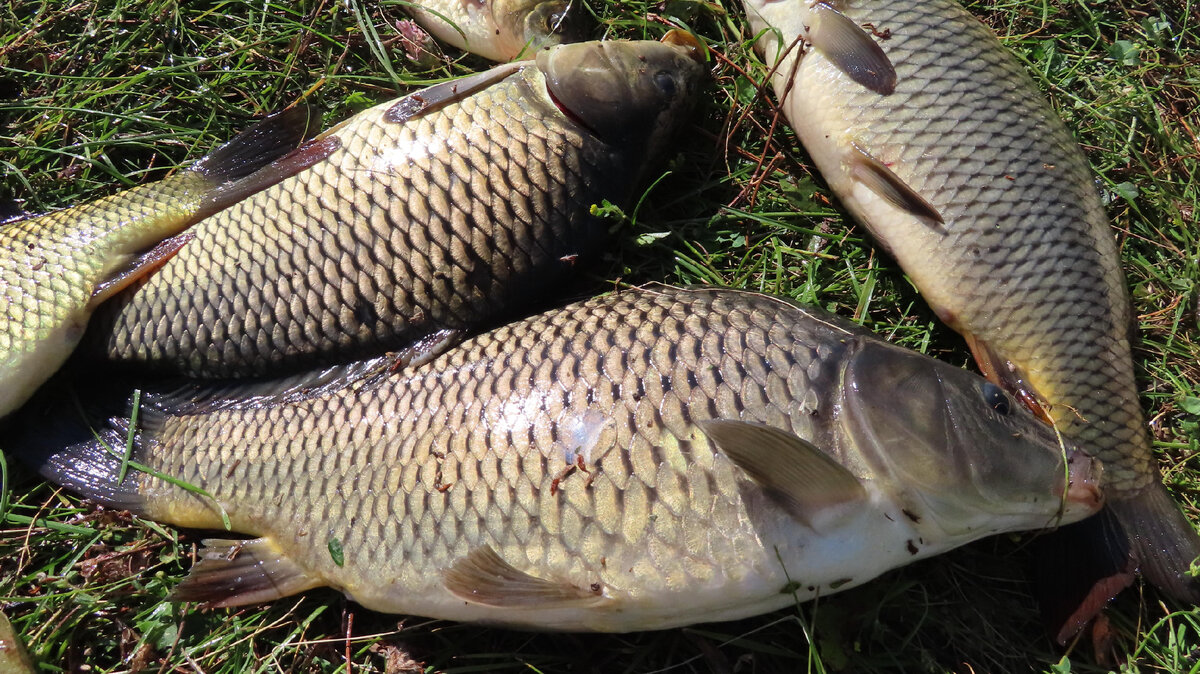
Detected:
[
  {"left": 534, "top": 33, "right": 707, "bottom": 152},
  {"left": 500, "top": 0, "right": 587, "bottom": 59},
  {"left": 839, "top": 340, "right": 1104, "bottom": 539}
]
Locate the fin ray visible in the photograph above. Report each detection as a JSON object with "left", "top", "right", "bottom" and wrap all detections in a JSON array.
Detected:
[
  {"left": 443, "top": 545, "right": 607, "bottom": 608},
  {"left": 700, "top": 420, "right": 867, "bottom": 529},
  {"left": 171, "top": 537, "right": 321, "bottom": 607}
]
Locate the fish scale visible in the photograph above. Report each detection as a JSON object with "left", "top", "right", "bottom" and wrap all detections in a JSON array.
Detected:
[
  {"left": 91, "top": 47, "right": 697, "bottom": 378},
  {"left": 26, "top": 286, "right": 1103, "bottom": 631},
  {"left": 789, "top": 1, "right": 1140, "bottom": 486},
  {"left": 743, "top": 0, "right": 1199, "bottom": 612},
  {"left": 0, "top": 104, "right": 316, "bottom": 418}
]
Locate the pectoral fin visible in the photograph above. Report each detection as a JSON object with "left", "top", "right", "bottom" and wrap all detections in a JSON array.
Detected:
[
  {"left": 171, "top": 537, "right": 322, "bottom": 607},
  {"left": 847, "top": 143, "right": 945, "bottom": 230},
  {"left": 443, "top": 545, "right": 607, "bottom": 608},
  {"left": 807, "top": 3, "right": 896, "bottom": 95},
  {"left": 699, "top": 420, "right": 867, "bottom": 530}
]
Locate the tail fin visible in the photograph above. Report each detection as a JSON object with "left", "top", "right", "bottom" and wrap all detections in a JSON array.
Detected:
[
  {"left": 9, "top": 383, "right": 149, "bottom": 514},
  {"left": 11, "top": 374, "right": 244, "bottom": 531},
  {"left": 1035, "top": 483, "right": 1200, "bottom": 643},
  {"left": 1111, "top": 483, "right": 1200, "bottom": 603}
]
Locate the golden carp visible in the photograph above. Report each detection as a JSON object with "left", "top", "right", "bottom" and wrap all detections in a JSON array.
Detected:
[
  {"left": 23, "top": 287, "right": 1103, "bottom": 631},
  {"left": 741, "top": 0, "right": 1200, "bottom": 630}
]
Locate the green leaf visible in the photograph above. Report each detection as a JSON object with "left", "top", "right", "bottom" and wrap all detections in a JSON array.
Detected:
[
  {"left": 1107, "top": 40, "right": 1141, "bottom": 66},
  {"left": 327, "top": 537, "right": 345, "bottom": 567},
  {"left": 1180, "top": 396, "right": 1200, "bottom": 415}
]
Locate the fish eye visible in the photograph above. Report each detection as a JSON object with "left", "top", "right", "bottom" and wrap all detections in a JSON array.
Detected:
[
  {"left": 654, "top": 71, "right": 677, "bottom": 98},
  {"left": 981, "top": 382, "right": 1011, "bottom": 415}
]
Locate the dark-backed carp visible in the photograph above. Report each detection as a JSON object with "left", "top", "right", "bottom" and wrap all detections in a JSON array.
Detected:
[
  {"left": 89, "top": 37, "right": 706, "bottom": 379},
  {"left": 742, "top": 0, "right": 1200, "bottom": 630},
  {"left": 24, "top": 287, "right": 1102, "bottom": 631}
]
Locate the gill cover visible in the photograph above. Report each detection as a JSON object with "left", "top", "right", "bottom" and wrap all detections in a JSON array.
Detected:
[{"left": 839, "top": 340, "right": 1098, "bottom": 531}]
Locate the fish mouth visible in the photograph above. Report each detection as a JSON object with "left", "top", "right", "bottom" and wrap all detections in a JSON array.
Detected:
[{"left": 1058, "top": 450, "right": 1105, "bottom": 514}]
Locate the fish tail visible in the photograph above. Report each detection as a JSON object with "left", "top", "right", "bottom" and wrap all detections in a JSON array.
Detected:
[
  {"left": 7, "top": 380, "right": 153, "bottom": 515},
  {"left": 1035, "top": 483, "right": 1200, "bottom": 643},
  {"left": 1111, "top": 483, "right": 1200, "bottom": 603}
]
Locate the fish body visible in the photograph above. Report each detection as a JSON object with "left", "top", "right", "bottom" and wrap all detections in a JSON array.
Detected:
[
  {"left": 406, "top": 0, "right": 583, "bottom": 61},
  {"left": 0, "top": 108, "right": 314, "bottom": 418},
  {"left": 30, "top": 287, "right": 1102, "bottom": 631},
  {"left": 90, "top": 38, "right": 705, "bottom": 379},
  {"left": 742, "top": 0, "right": 1200, "bottom": 608},
  {"left": 0, "top": 610, "right": 35, "bottom": 674}
]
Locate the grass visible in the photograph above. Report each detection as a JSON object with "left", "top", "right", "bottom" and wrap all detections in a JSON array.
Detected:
[{"left": 0, "top": 0, "right": 1197, "bottom": 671}]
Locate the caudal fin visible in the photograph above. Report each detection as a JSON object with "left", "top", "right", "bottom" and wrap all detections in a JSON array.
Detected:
[
  {"left": 1111, "top": 483, "right": 1200, "bottom": 603},
  {"left": 7, "top": 381, "right": 150, "bottom": 514},
  {"left": 1036, "top": 482, "right": 1200, "bottom": 643}
]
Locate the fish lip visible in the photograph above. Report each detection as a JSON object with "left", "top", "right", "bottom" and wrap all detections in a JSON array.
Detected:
[{"left": 1059, "top": 450, "right": 1105, "bottom": 513}]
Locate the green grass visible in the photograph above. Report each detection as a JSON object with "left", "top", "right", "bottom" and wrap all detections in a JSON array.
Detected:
[{"left": 1, "top": 0, "right": 1198, "bottom": 671}]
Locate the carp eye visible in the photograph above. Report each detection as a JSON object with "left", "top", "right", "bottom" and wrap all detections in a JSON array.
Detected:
[
  {"left": 654, "top": 71, "right": 677, "bottom": 98},
  {"left": 981, "top": 382, "right": 1011, "bottom": 415}
]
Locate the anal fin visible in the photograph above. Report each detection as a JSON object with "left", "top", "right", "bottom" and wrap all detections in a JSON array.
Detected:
[
  {"left": 443, "top": 545, "right": 607, "bottom": 609},
  {"left": 700, "top": 420, "right": 867, "bottom": 530},
  {"left": 807, "top": 3, "right": 896, "bottom": 95},
  {"left": 172, "top": 537, "right": 321, "bottom": 607},
  {"left": 847, "top": 143, "right": 945, "bottom": 229}
]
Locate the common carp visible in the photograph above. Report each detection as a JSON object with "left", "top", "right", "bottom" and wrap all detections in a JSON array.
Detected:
[
  {"left": 90, "top": 37, "right": 706, "bottom": 379},
  {"left": 0, "top": 107, "right": 316, "bottom": 418},
  {"left": 741, "top": 0, "right": 1200, "bottom": 629},
  {"left": 405, "top": 0, "right": 584, "bottom": 61},
  {"left": 23, "top": 287, "right": 1103, "bottom": 631}
]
